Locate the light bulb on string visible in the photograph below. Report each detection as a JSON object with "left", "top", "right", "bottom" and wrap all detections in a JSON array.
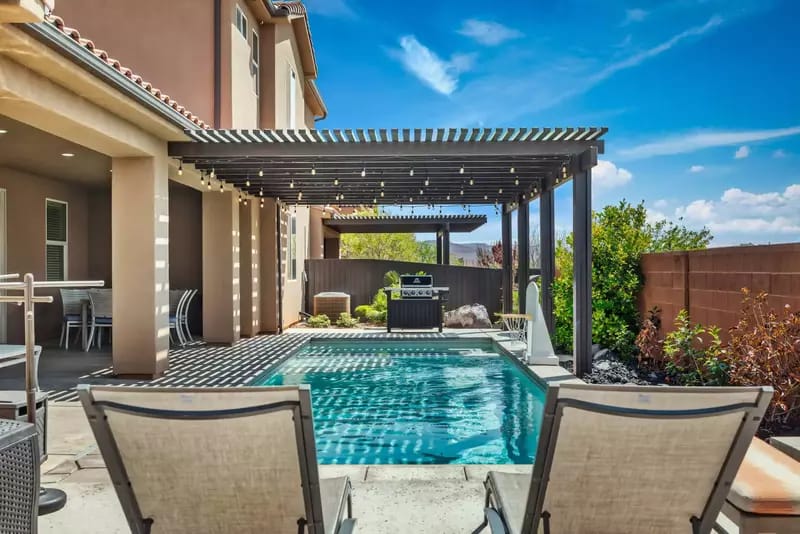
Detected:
[
  {"left": 178, "top": 162, "right": 183, "bottom": 176},
  {"left": 373, "top": 198, "right": 377, "bottom": 204},
  {"left": 409, "top": 168, "right": 414, "bottom": 177},
  {"left": 246, "top": 178, "right": 251, "bottom": 187},
  {"left": 207, "top": 181, "right": 212, "bottom": 191},
  {"left": 460, "top": 188, "right": 464, "bottom": 196},
  {"left": 509, "top": 166, "right": 515, "bottom": 173},
  {"left": 219, "top": 181, "right": 224, "bottom": 193},
  {"left": 469, "top": 177, "right": 474, "bottom": 186},
  {"left": 289, "top": 179, "right": 294, "bottom": 189},
  {"left": 446, "top": 194, "right": 451, "bottom": 201},
  {"left": 419, "top": 189, "right": 424, "bottom": 195},
  {"left": 499, "top": 188, "right": 503, "bottom": 194},
  {"left": 259, "top": 188, "right": 264, "bottom": 197},
  {"left": 298, "top": 191, "right": 303, "bottom": 201},
  {"left": 459, "top": 164, "right": 465, "bottom": 174},
  {"left": 334, "top": 178, "right": 339, "bottom": 186},
  {"left": 380, "top": 190, "right": 385, "bottom": 197},
  {"left": 361, "top": 167, "right": 366, "bottom": 177},
  {"left": 200, "top": 172, "right": 205, "bottom": 186},
  {"left": 424, "top": 176, "right": 429, "bottom": 187},
  {"left": 514, "top": 177, "right": 519, "bottom": 186},
  {"left": 259, "top": 169, "right": 264, "bottom": 177},
  {"left": 484, "top": 194, "right": 488, "bottom": 200},
  {"left": 311, "top": 165, "right": 316, "bottom": 176},
  {"left": 210, "top": 168, "right": 216, "bottom": 178},
  {"left": 380, "top": 180, "right": 385, "bottom": 187}
]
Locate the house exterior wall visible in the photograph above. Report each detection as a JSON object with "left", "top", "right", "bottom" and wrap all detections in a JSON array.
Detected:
[
  {"left": 280, "top": 205, "right": 310, "bottom": 327},
  {"left": 272, "top": 23, "right": 306, "bottom": 129},
  {"left": 228, "top": 0, "right": 259, "bottom": 128},
  {"left": 0, "top": 166, "right": 89, "bottom": 342},
  {"left": 640, "top": 244, "right": 800, "bottom": 340},
  {"left": 51, "top": 0, "right": 215, "bottom": 124}
]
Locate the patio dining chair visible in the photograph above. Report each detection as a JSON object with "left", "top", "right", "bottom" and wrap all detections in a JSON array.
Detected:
[
  {"left": 78, "top": 385, "right": 357, "bottom": 534},
  {"left": 178, "top": 289, "right": 198, "bottom": 343},
  {"left": 59, "top": 288, "right": 88, "bottom": 349},
  {"left": 473, "top": 383, "right": 772, "bottom": 534},
  {"left": 86, "top": 288, "right": 112, "bottom": 351},
  {"left": 168, "top": 290, "right": 190, "bottom": 346}
]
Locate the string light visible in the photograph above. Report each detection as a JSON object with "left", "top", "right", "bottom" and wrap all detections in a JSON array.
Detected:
[
  {"left": 238, "top": 192, "right": 242, "bottom": 203},
  {"left": 289, "top": 179, "right": 295, "bottom": 189},
  {"left": 340, "top": 193, "right": 344, "bottom": 200},
  {"left": 298, "top": 191, "right": 303, "bottom": 200},
  {"left": 409, "top": 168, "right": 414, "bottom": 177},
  {"left": 246, "top": 178, "right": 251, "bottom": 187},
  {"left": 380, "top": 180, "right": 385, "bottom": 187},
  {"left": 243, "top": 198, "right": 248, "bottom": 206},
  {"left": 207, "top": 180, "right": 212, "bottom": 191},
  {"left": 419, "top": 189, "right": 424, "bottom": 195},
  {"left": 469, "top": 177, "right": 474, "bottom": 186},
  {"left": 178, "top": 162, "right": 183, "bottom": 176},
  {"left": 409, "top": 196, "right": 413, "bottom": 203},
  {"left": 484, "top": 194, "right": 488, "bottom": 200},
  {"left": 514, "top": 177, "right": 519, "bottom": 186},
  {"left": 424, "top": 176, "right": 429, "bottom": 187},
  {"left": 509, "top": 166, "right": 515, "bottom": 173},
  {"left": 219, "top": 181, "right": 224, "bottom": 193},
  {"left": 459, "top": 164, "right": 465, "bottom": 174},
  {"left": 210, "top": 168, "right": 216, "bottom": 178},
  {"left": 361, "top": 167, "right": 366, "bottom": 177},
  {"left": 260, "top": 188, "right": 264, "bottom": 197},
  {"left": 373, "top": 198, "right": 377, "bottom": 204},
  {"left": 460, "top": 188, "right": 464, "bottom": 196},
  {"left": 499, "top": 188, "right": 503, "bottom": 194},
  {"left": 311, "top": 165, "right": 316, "bottom": 176},
  {"left": 258, "top": 169, "right": 264, "bottom": 177},
  {"left": 200, "top": 172, "right": 205, "bottom": 186},
  {"left": 446, "top": 194, "right": 451, "bottom": 201},
  {"left": 380, "top": 190, "right": 385, "bottom": 197},
  {"left": 260, "top": 199, "right": 265, "bottom": 209}
]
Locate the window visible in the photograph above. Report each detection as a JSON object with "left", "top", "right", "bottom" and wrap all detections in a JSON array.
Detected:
[
  {"left": 235, "top": 6, "right": 247, "bottom": 37},
  {"left": 288, "top": 67, "right": 297, "bottom": 129},
  {"left": 45, "top": 199, "right": 68, "bottom": 281},
  {"left": 287, "top": 214, "right": 297, "bottom": 280},
  {"left": 251, "top": 30, "right": 260, "bottom": 95}
]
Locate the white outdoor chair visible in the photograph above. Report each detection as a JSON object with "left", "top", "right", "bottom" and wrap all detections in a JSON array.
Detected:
[
  {"left": 179, "top": 289, "right": 198, "bottom": 342},
  {"left": 59, "top": 288, "right": 88, "bottom": 349},
  {"left": 86, "top": 288, "right": 113, "bottom": 351},
  {"left": 168, "top": 290, "right": 190, "bottom": 346}
]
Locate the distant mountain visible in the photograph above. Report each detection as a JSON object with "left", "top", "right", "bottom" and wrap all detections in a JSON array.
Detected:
[{"left": 423, "top": 241, "right": 491, "bottom": 265}]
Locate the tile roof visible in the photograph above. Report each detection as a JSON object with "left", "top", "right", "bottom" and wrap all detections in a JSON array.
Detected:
[
  {"left": 272, "top": 1, "right": 307, "bottom": 16},
  {"left": 44, "top": 15, "right": 208, "bottom": 129}
]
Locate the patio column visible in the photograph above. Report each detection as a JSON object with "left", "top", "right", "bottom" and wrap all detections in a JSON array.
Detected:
[
  {"left": 202, "top": 189, "right": 240, "bottom": 344},
  {"left": 501, "top": 203, "right": 513, "bottom": 313},
  {"left": 442, "top": 223, "right": 450, "bottom": 265},
  {"left": 239, "top": 200, "right": 260, "bottom": 337},
  {"left": 540, "top": 183, "right": 555, "bottom": 334},
  {"left": 517, "top": 197, "right": 530, "bottom": 313},
  {"left": 258, "top": 198, "right": 280, "bottom": 334},
  {"left": 573, "top": 148, "right": 597, "bottom": 377},
  {"left": 111, "top": 154, "right": 170, "bottom": 377},
  {"left": 436, "top": 227, "right": 443, "bottom": 264}
]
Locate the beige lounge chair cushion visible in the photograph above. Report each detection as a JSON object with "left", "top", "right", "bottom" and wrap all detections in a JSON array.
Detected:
[
  {"left": 487, "top": 471, "right": 530, "bottom": 534},
  {"left": 729, "top": 437, "right": 800, "bottom": 515}
]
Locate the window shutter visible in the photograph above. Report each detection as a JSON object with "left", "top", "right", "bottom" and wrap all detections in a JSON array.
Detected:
[
  {"left": 46, "top": 200, "right": 67, "bottom": 242},
  {"left": 46, "top": 244, "right": 65, "bottom": 281}
]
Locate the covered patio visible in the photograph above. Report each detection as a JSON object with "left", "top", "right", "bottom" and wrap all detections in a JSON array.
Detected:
[{"left": 169, "top": 126, "right": 607, "bottom": 376}]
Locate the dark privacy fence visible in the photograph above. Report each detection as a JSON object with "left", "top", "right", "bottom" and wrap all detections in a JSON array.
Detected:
[{"left": 305, "top": 259, "right": 503, "bottom": 315}]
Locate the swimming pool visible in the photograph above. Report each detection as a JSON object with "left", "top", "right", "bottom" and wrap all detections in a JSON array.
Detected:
[{"left": 252, "top": 339, "right": 546, "bottom": 464}]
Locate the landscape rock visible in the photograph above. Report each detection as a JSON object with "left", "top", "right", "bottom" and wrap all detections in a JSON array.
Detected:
[
  {"left": 443, "top": 304, "right": 492, "bottom": 328},
  {"left": 561, "top": 348, "right": 663, "bottom": 386}
]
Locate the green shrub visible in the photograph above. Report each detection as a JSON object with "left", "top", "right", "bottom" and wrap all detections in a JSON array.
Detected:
[
  {"left": 365, "top": 308, "right": 387, "bottom": 324},
  {"left": 306, "top": 314, "right": 331, "bottom": 328},
  {"left": 353, "top": 305, "right": 372, "bottom": 320},
  {"left": 336, "top": 312, "right": 360, "bottom": 328},
  {"left": 663, "top": 310, "right": 728, "bottom": 386},
  {"left": 552, "top": 201, "right": 712, "bottom": 358}
]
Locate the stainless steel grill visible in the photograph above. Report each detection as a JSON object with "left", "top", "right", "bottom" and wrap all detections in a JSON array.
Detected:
[{"left": 400, "top": 275, "right": 433, "bottom": 299}]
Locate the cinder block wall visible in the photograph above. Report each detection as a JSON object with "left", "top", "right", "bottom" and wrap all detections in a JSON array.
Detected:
[{"left": 640, "top": 243, "right": 800, "bottom": 339}]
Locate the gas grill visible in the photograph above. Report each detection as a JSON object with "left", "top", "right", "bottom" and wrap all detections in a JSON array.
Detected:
[
  {"left": 399, "top": 275, "right": 433, "bottom": 299},
  {"left": 385, "top": 275, "right": 449, "bottom": 332}
]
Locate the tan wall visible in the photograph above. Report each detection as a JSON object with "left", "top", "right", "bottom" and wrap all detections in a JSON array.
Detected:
[
  {"left": 259, "top": 198, "right": 279, "bottom": 332},
  {"left": 229, "top": 0, "right": 259, "bottom": 128},
  {"left": 169, "top": 182, "right": 203, "bottom": 334},
  {"left": 0, "top": 167, "right": 90, "bottom": 342},
  {"left": 239, "top": 201, "right": 260, "bottom": 336},
  {"left": 308, "top": 207, "right": 325, "bottom": 260},
  {"left": 281, "top": 206, "right": 310, "bottom": 327},
  {"left": 272, "top": 23, "right": 306, "bottom": 129},
  {"left": 202, "top": 191, "right": 240, "bottom": 343},
  {"left": 640, "top": 243, "right": 800, "bottom": 340},
  {"left": 87, "top": 189, "right": 111, "bottom": 284},
  {"left": 52, "top": 0, "right": 215, "bottom": 125}
]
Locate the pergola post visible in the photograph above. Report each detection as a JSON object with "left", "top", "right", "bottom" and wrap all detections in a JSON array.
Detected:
[
  {"left": 539, "top": 182, "right": 555, "bottom": 334},
  {"left": 517, "top": 197, "right": 530, "bottom": 313},
  {"left": 435, "top": 228, "right": 443, "bottom": 264},
  {"left": 442, "top": 223, "right": 450, "bottom": 265},
  {"left": 572, "top": 148, "right": 596, "bottom": 377},
  {"left": 501, "top": 203, "right": 513, "bottom": 313}
]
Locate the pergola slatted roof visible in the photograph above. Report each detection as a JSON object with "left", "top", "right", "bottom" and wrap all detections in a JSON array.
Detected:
[
  {"left": 323, "top": 214, "right": 487, "bottom": 233},
  {"left": 168, "top": 126, "right": 606, "bottom": 205}
]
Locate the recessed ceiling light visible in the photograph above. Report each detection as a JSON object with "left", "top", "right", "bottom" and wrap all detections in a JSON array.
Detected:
[{"left": 61, "top": 152, "right": 75, "bottom": 157}]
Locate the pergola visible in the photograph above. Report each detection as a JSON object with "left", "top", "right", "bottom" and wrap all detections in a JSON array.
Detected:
[
  {"left": 322, "top": 214, "right": 487, "bottom": 264},
  {"left": 169, "top": 126, "right": 607, "bottom": 376}
]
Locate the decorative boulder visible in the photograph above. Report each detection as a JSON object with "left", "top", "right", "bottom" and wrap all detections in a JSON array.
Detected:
[{"left": 443, "top": 304, "right": 492, "bottom": 328}]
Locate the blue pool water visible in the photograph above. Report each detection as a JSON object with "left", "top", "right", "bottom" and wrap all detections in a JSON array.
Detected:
[{"left": 252, "top": 340, "right": 546, "bottom": 464}]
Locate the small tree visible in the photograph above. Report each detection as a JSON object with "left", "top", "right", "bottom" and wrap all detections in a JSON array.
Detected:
[{"left": 340, "top": 208, "right": 439, "bottom": 263}]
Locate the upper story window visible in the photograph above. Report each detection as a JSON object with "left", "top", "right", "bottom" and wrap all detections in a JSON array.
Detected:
[
  {"left": 251, "top": 30, "right": 260, "bottom": 95},
  {"left": 288, "top": 67, "right": 297, "bottom": 129},
  {"left": 235, "top": 6, "right": 247, "bottom": 38},
  {"left": 45, "top": 199, "right": 68, "bottom": 281}
]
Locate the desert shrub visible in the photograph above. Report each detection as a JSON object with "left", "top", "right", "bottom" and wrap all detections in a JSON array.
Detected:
[
  {"left": 365, "top": 308, "right": 387, "bottom": 323},
  {"left": 635, "top": 307, "right": 665, "bottom": 369},
  {"left": 353, "top": 305, "right": 372, "bottom": 320},
  {"left": 724, "top": 290, "right": 800, "bottom": 435},
  {"left": 553, "top": 201, "right": 711, "bottom": 358},
  {"left": 336, "top": 312, "right": 359, "bottom": 328},
  {"left": 306, "top": 314, "right": 331, "bottom": 328},
  {"left": 663, "top": 310, "right": 728, "bottom": 386}
]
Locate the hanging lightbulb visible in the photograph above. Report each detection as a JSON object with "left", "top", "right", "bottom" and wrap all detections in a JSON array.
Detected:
[
  {"left": 409, "top": 168, "right": 414, "bottom": 177},
  {"left": 332, "top": 177, "right": 339, "bottom": 186},
  {"left": 409, "top": 196, "right": 413, "bottom": 203},
  {"left": 522, "top": 193, "right": 527, "bottom": 200},
  {"left": 219, "top": 181, "right": 224, "bottom": 193},
  {"left": 460, "top": 188, "right": 464, "bottom": 196},
  {"left": 380, "top": 180, "right": 385, "bottom": 187},
  {"left": 419, "top": 189, "right": 424, "bottom": 195},
  {"left": 178, "top": 162, "right": 183, "bottom": 176},
  {"left": 243, "top": 198, "right": 248, "bottom": 206},
  {"left": 210, "top": 168, "right": 216, "bottom": 178},
  {"left": 259, "top": 169, "right": 264, "bottom": 177},
  {"left": 289, "top": 179, "right": 295, "bottom": 189},
  {"left": 459, "top": 164, "right": 465, "bottom": 174},
  {"left": 484, "top": 194, "right": 488, "bottom": 200},
  {"left": 446, "top": 194, "right": 451, "bottom": 201},
  {"left": 246, "top": 178, "right": 251, "bottom": 187},
  {"left": 361, "top": 167, "right": 366, "bottom": 177},
  {"left": 499, "top": 188, "right": 503, "bottom": 194},
  {"left": 259, "top": 188, "right": 264, "bottom": 197},
  {"left": 200, "top": 173, "right": 205, "bottom": 186},
  {"left": 469, "top": 177, "right": 474, "bottom": 186},
  {"left": 373, "top": 198, "right": 377, "bottom": 204},
  {"left": 207, "top": 181, "right": 212, "bottom": 191},
  {"left": 380, "top": 190, "right": 385, "bottom": 197},
  {"left": 311, "top": 164, "right": 316, "bottom": 176},
  {"left": 340, "top": 193, "right": 344, "bottom": 200},
  {"left": 514, "top": 177, "right": 519, "bottom": 186},
  {"left": 260, "top": 199, "right": 264, "bottom": 209},
  {"left": 509, "top": 166, "right": 515, "bottom": 173},
  {"left": 238, "top": 193, "right": 242, "bottom": 203},
  {"left": 424, "top": 176, "right": 429, "bottom": 187},
  {"left": 298, "top": 191, "right": 303, "bottom": 200}
]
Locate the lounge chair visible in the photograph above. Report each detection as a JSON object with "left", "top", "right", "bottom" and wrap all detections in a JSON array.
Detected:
[
  {"left": 473, "top": 383, "right": 772, "bottom": 534},
  {"left": 78, "top": 385, "right": 356, "bottom": 534}
]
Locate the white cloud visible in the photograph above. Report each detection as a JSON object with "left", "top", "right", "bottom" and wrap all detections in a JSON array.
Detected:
[
  {"left": 646, "top": 209, "right": 668, "bottom": 224},
  {"left": 672, "top": 184, "right": 800, "bottom": 237},
  {"left": 389, "top": 36, "right": 474, "bottom": 96},
  {"left": 689, "top": 165, "right": 705, "bottom": 173},
  {"left": 618, "top": 125, "right": 800, "bottom": 159},
  {"left": 734, "top": 145, "right": 750, "bottom": 159},
  {"left": 592, "top": 160, "right": 633, "bottom": 190},
  {"left": 457, "top": 19, "right": 523, "bottom": 46},
  {"left": 653, "top": 199, "right": 669, "bottom": 209},
  {"left": 773, "top": 149, "right": 787, "bottom": 158},
  {"left": 623, "top": 8, "right": 648, "bottom": 24}
]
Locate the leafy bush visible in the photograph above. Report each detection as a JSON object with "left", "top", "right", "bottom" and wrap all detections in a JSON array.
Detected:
[
  {"left": 663, "top": 310, "right": 728, "bottom": 386},
  {"left": 336, "top": 312, "right": 360, "bottom": 328},
  {"left": 724, "top": 290, "right": 800, "bottom": 435},
  {"left": 552, "top": 201, "right": 711, "bottom": 358},
  {"left": 306, "top": 314, "right": 331, "bottom": 328},
  {"left": 365, "top": 308, "right": 387, "bottom": 323},
  {"left": 635, "top": 307, "right": 665, "bottom": 370},
  {"left": 353, "top": 305, "right": 372, "bottom": 320}
]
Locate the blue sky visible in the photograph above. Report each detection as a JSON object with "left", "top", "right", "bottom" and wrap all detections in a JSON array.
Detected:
[{"left": 304, "top": 0, "right": 800, "bottom": 246}]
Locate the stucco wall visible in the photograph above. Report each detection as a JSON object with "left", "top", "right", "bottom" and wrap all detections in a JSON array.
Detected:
[
  {"left": 0, "top": 167, "right": 89, "bottom": 342},
  {"left": 640, "top": 244, "right": 800, "bottom": 340},
  {"left": 272, "top": 23, "right": 306, "bottom": 129},
  {"left": 169, "top": 182, "right": 202, "bottom": 334},
  {"left": 52, "top": 0, "right": 215, "bottom": 125},
  {"left": 229, "top": 0, "right": 259, "bottom": 128},
  {"left": 281, "top": 206, "right": 310, "bottom": 327}
]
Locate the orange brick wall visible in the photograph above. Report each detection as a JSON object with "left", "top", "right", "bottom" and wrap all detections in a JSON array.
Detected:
[{"left": 640, "top": 243, "right": 800, "bottom": 339}]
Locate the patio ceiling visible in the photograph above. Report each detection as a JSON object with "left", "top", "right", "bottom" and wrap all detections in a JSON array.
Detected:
[
  {"left": 168, "top": 127, "right": 607, "bottom": 205},
  {"left": 323, "top": 214, "right": 487, "bottom": 233}
]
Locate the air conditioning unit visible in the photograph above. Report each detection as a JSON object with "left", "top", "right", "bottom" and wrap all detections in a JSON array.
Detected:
[
  {"left": 313, "top": 292, "right": 351, "bottom": 321},
  {"left": 0, "top": 391, "right": 48, "bottom": 461}
]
